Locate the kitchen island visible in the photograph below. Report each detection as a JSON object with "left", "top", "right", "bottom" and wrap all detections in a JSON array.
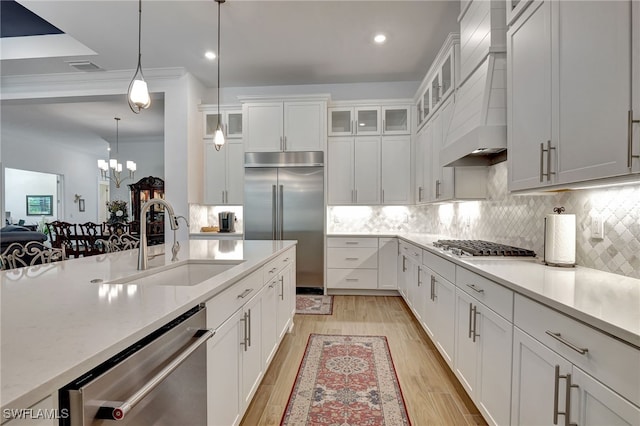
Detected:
[{"left": 0, "top": 239, "right": 296, "bottom": 420}]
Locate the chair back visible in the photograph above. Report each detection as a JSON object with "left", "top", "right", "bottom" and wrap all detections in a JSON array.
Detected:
[
  {"left": 46, "top": 221, "right": 83, "bottom": 257},
  {"left": 0, "top": 241, "right": 66, "bottom": 270},
  {"left": 95, "top": 233, "right": 140, "bottom": 253},
  {"left": 78, "top": 222, "right": 104, "bottom": 256}
]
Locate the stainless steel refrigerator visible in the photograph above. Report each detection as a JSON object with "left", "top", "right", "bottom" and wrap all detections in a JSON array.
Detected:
[{"left": 244, "top": 151, "right": 324, "bottom": 290}]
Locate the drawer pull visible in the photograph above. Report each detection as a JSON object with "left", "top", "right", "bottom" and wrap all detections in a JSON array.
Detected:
[
  {"left": 545, "top": 331, "right": 589, "bottom": 355},
  {"left": 268, "top": 267, "right": 278, "bottom": 274},
  {"left": 345, "top": 278, "right": 359, "bottom": 282},
  {"left": 237, "top": 288, "right": 253, "bottom": 299},
  {"left": 466, "top": 284, "right": 485, "bottom": 294},
  {"left": 345, "top": 241, "right": 359, "bottom": 245},
  {"left": 345, "top": 257, "right": 359, "bottom": 261}
]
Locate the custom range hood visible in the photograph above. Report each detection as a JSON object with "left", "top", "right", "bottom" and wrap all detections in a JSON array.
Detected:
[{"left": 441, "top": 53, "right": 507, "bottom": 167}]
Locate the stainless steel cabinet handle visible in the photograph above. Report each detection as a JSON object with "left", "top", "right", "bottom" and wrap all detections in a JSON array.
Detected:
[
  {"left": 382, "top": 189, "right": 385, "bottom": 203},
  {"left": 468, "top": 303, "right": 474, "bottom": 339},
  {"left": 284, "top": 136, "right": 287, "bottom": 151},
  {"left": 629, "top": 110, "right": 640, "bottom": 168},
  {"left": 417, "top": 266, "right": 422, "bottom": 286},
  {"left": 553, "top": 366, "right": 578, "bottom": 426},
  {"left": 382, "top": 118, "right": 385, "bottom": 133},
  {"left": 402, "top": 255, "right": 407, "bottom": 272},
  {"left": 354, "top": 189, "right": 357, "bottom": 202},
  {"left": 545, "top": 331, "right": 589, "bottom": 355},
  {"left": 100, "top": 328, "right": 216, "bottom": 421},
  {"left": 540, "top": 142, "right": 545, "bottom": 182},
  {"left": 541, "top": 140, "right": 556, "bottom": 182},
  {"left": 466, "top": 284, "right": 485, "bottom": 294},
  {"left": 268, "top": 280, "right": 277, "bottom": 289},
  {"left": 240, "top": 312, "right": 249, "bottom": 350},
  {"left": 345, "top": 257, "right": 359, "bottom": 261},
  {"left": 269, "top": 267, "right": 278, "bottom": 274},
  {"left": 435, "top": 180, "right": 441, "bottom": 199},
  {"left": 430, "top": 275, "right": 436, "bottom": 301},
  {"left": 345, "top": 241, "right": 359, "bottom": 245},
  {"left": 236, "top": 288, "right": 253, "bottom": 299},
  {"left": 279, "top": 275, "right": 284, "bottom": 300},
  {"left": 345, "top": 278, "right": 359, "bottom": 282},
  {"left": 222, "top": 190, "right": 225, "bottom": 203},
  {"left": 247, "top": 309, "right": 252, "bottom": 347},
  {"left": 418, "top": 186, "right": 423, "bottom": 202},
  {"left": 272, "top": 185, "right": 277, "bottom": 240},
  {"left": 279, "top": 185, "right": 284, "bottom": 239},
  {"left": 472, "top": 305, "right": 480, "bottom": 342}
]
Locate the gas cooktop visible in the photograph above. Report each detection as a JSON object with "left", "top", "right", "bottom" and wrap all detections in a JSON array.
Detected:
[{"left": 433, "top": 240, "right": 536, "bottom": 257}]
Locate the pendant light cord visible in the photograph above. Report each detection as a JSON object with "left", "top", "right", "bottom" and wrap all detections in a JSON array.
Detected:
[
  {"left": 217, "top": 0, "right": 221, "bottom": 122},
  {"left": 137, "top": 0, "right": 143, "bottom": 74}
]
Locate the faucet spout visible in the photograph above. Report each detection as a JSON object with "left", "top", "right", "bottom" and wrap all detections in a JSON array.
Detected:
[{"left": 137, "top": 198, "right": 180, "bottom": 270}]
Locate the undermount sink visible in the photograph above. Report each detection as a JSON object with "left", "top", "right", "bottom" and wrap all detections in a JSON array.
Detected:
[{"left": 107, "top": 260, "right": 244, "bottom": 286}]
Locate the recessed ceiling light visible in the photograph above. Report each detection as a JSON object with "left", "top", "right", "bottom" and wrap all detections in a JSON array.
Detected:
[
  {"left": 205, "top": 51, "right": 216, "bottom": 60},
  {"left": 374, "top": 34, "right": 386, "bottom": 44}
]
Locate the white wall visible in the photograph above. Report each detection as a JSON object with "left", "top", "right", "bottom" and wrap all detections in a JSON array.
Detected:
[
  {"left": 4, "top": 168, "right": 58, "bottom": 225},
  {"left": 108, "top": 139, "right": 164, "bottom": 203}
]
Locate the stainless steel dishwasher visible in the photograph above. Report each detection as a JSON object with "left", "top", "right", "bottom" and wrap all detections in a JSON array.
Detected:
[{"left": 59, "top": 305, "right": 213, "bottom": 425}]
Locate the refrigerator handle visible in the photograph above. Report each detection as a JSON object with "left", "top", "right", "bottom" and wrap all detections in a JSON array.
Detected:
[
  {"left": 272, "top": 185, "right": 277, "bottom": 240},
  {"left": 279, "top": 185, "right": 284, "bottom": 240}
]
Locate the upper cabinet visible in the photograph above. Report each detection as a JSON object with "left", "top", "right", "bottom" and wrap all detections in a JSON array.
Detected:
[
  {"left": 382, "top": 106, "right": 411, "bottom": 135},
  {"left": 508, "top": 0, "right": 635, "bottom": 191},
  {"left": 416, "top": 34, "right": 459, "bottom": 130},
  {"left": 505, "top": 0, "right": 532, "bottom": 26},
  {"left": 204, "top": 108, "right": 243, "bottom": 139},
  {"left": 241, "top": 96, "right": 328, "bottom": 152},
  {"left": 329, "top": 105, "right": 410, "bottom": 136},
  {"left": 633, "top": 2, "right": 640, "bottom": 174}
]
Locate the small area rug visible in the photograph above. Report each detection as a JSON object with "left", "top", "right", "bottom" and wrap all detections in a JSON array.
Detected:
[
  {"left": 281, "top": 334, "right": 411, "bottom": 426},
  {"left": 295, "top": 295, "right": 334, "bottom": 315}
]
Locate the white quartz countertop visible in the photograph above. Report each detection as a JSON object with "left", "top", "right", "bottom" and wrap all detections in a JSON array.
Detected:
[
  {"left": 328, "top": 232, "right": 640, "bottom": 348},
  {"left": 1, "top": 239, "right": 296, "bottom": 412}
]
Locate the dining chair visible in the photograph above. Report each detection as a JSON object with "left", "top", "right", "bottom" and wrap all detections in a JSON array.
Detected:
[
  {"left": 0, "top": 241, "right": 66, "bottom": 270},
  {"left": 95, "top": 233, "right": 140, "bottom": 253}
]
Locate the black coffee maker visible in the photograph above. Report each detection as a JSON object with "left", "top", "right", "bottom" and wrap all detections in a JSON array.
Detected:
[{"left": 218, "top": 211, "right": 236, "bottom": 232}]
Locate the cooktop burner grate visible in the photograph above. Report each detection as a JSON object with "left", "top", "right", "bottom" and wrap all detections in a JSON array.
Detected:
[{"left": 433, "top": 240, "right": 536, "bottom": 257}]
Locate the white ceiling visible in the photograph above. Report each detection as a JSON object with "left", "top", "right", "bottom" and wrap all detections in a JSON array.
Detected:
[{"left": 1, "top": 0, "right": 460, "bottom": 146}]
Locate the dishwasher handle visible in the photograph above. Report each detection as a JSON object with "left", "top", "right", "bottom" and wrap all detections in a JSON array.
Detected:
[{"left": 96, "top": 328, "right": 215, "bottom": 421}]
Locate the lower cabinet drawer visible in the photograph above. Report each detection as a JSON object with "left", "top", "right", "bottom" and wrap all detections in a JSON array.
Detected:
[
  {"left": 207, "top": 269, "right": 263, "bottom": 330},
  {"left": 327, "top": 247, "right": 378, "bottom": 269},
  {"left": 514, "top": 294, "right": 640, "bottom": 405},
  {"left": 456, "top": 266, "right": 514, "bottom": 321},
  {"left": 327, "top": 269, "right": 378, "bottom": 289}
]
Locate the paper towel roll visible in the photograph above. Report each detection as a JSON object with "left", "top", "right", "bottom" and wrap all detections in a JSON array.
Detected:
[{"left": 544, "top": 213, "right": 576, "bottom": 266}]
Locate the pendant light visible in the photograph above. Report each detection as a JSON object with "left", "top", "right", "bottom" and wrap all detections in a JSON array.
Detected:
[
  {"left": 98, "top": 117, "right": 136, "bottom": 188},
  {"left": 213, "top": 0, "right": 226, "bottom": 151},
  {"left": 128, "top": 0, "right": 151, "bottom": 113}
]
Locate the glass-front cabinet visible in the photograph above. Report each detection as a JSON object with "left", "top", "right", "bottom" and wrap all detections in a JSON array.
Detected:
[
  {"left": 355, "top": 107, "right": 380, "bottom": 135},
  {"left": 328, "top": 106, "right": 380, "bottom": 136},
  {"left": 382, "top": 106, "right": 411, "bottom": 135},
  {"left": 204, "top": 109, "right": 243, "bottom": 139}
]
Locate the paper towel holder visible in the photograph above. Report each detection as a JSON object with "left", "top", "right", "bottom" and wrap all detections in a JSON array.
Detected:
[{"left": 543, "top": 206, "right": 576, "bottom": 267}]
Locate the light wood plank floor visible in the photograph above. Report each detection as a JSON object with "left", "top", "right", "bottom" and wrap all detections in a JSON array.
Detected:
[{"left": 241, "top": 295, "right": 487, "bottom": 426}]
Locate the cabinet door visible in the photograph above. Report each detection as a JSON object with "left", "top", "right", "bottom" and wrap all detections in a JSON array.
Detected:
[
  {"left": 381, "top": 136, "right": 411, "bottom": 205},
  {"left": 382, "top": 106, "right": 410, "bottom": 135},
  {"left": 432, "top": 273, "right": 456, "bottom": 368},
  {"left": 355, "top": 107, "right": 381, "bottom": 135},
  {"left": 454, "top": 289, "right": 479, "bottom": 397},
  {"left": 633, "top": 2, "right": 640, "bottom": 173},
  {"left": 507, "top": 0, "right": 553, "bottom": 191},
  {"left": 354, "top": 137, "right": 380, "bottom": 204},
  {"left": 423, "top": 87, "right": 431, "bottom": 121},
  {"left": 241, "top": 292, "right": 263, "bottom": 409},
  {"left": 225, "top": 142, "right": 244, "bottom": 205},
  {"left": 556, "top": 0, "right": 631, "bottom": 184},
  {"left": 572, "top": 367, "right": 640, "bottom": 426},
  {"left": 378, "top": 238, "right": 397, "bottom": 290},
  {"left": 204, "top": 142, "right": 227, "bottom": 204},
  {"left": 476, "top": 303, "right": 513, "bottom": 426},
  {"left": 431, "top": 98, "right": 455, "bottom": 201},
  {"left": 397, "top": 254, "right": 410, "bottom": 301},
  {"left": 327, "top": 138, "right": 354, "bottom": 204},
  {"left": 511, "top": 327, "right": 571, "bottom": 426},
  {"left": 415, "top": 124, "right": 431, "bottom": 204},
  {"left": 243, "top": 103, "right": 283, "bottom": 152},
  {"left": 226, "top": 111, "right": 243, "bottom": 139},
  {"left": 284, "top": 101, "right": 325, "bottom": 151},
  {"left": 204, "top": 112, "right": 223, "bottom": 139},
  {"left": 276, "top": 263, "right": 293, "bottom": 340},
  {"left": 261, "top": 278, "right": 278, "bottom": 367},
  {"left": 328, "top": 107, "right": 354, "bottom": 136},
  {"left": 207, "top": 309, "right": 242, "bottom": 426},
  {"left": 439, "top": 49, "right": 455, "bottom": 103}
]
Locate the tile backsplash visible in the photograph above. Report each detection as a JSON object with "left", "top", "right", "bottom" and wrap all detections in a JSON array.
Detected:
[
  {"left": 328, "top": 162, "right": 640, "bottom": 278},
  {"left": 189, "top": 204, "right": 243, "bottom": 233}
]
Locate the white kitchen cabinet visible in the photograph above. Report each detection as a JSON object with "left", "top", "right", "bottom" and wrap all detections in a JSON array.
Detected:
[
  {"left": 506, "top": 0, "right": 532, "bottom": 26},
  {"left": 453, "top": 286, "right": 513, "bottom": 426},
  {"left": 508, "top": 0, "right": 634, "bottom": 191},
  {"left": 328, "top": 106, "right": 381, "bottom": 136},
  {"left": 204, "top": 108, "right": 243, "bottom": 139},
  {"left": 377, "top": 238, "right": 398, "bottom": 290},
  {"left": 204, "top": 141, "right": 244, "bottom": 205},
  {"left": 240, "top": 288, "right": 263, "bottom": 409},
  {"left": 327, "top": 237, "right": 378, "bottom": 289},
  {"left": 207, "top": 308, "right": 243, "bottom": 426},
  {"left": 397, "top": 241, "right": 422, "bottom": 312},
  {"left": 421, "top": 267, "right": 456, "bottom": 368},
  {"left": 415, "top": 121, "right": 432, "bottom": 204},
  {"left": 382, "top": 106, "right": 411, "bottom": 135},
  {"left": 327, "top": 136, "right": 380, "bottom": 205},
  {"left": 633, "top": 2, "right": 640, "bottom": 173},
  {"left": 243, "top": 99, "right": 326, "bottom": 152},
  {"left": 381, "top": 136, "right": 411, "bottom": 205},
  {"left": 429, "top": 97, "right": 455, "bottom": 202},
  {"left": 276, "top": 261, "right": 294, "bottom": 340},
  {"left": 261, "top": 276, "right": 278, "bottom": 367}
]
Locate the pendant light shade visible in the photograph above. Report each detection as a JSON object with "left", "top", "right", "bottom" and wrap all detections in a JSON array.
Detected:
[
  {"left": 128, "top": 0, "right": 151, "bottom": 113},
  {"left": 214, "top": 0, "right": 225, "bottom": 151}
]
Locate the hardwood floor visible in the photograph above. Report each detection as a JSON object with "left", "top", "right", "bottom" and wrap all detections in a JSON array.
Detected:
[{"left": 240, "top": 295, "right": 488, "bottom": 426}]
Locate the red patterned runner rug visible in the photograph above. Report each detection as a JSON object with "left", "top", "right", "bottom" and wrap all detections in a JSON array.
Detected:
[
  {"left": 281, "top": 334, "right": 411, "bottom": 426},
  {"left": 296, "top": 295, "right": 334, "bottom": 315}
]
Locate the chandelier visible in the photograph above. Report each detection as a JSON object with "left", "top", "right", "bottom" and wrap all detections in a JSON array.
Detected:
[{"left": 98, "top": 117, "right": 136, "bottom": 188}]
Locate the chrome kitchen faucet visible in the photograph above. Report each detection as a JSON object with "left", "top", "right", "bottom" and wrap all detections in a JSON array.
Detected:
[{"left": 137, "top": 198, "right": 180, "bottom": 270}]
